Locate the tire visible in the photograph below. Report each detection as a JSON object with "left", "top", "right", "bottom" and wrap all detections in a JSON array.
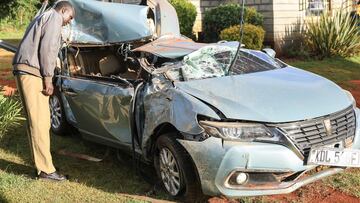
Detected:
[
  {"left": 154, "top": 133, "right": 202, "bottom": 202},
  {"left": 50, "top": 89, "right": 70, "bottom": 135}
]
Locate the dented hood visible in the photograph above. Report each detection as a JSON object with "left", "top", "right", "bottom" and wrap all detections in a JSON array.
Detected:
[
  {"left": 63, "top": 0, "right": 180, "bottom": 44},
  {"left": 175, "top": 67, "right": 353, "bottom": 123},
  {"left": 133, "top": 36, "right": 207, "bottom": 58}
]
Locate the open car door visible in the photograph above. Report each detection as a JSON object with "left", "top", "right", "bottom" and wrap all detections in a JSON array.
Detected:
[{"left": 0, "top": 40, "right": 17, "bottom": 53}]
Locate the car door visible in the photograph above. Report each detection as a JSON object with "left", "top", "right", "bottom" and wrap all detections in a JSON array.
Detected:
[{"left": 61, "top": 75, "right": 134, "bottom": 146}]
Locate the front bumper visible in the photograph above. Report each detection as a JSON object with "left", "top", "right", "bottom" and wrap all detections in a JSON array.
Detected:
[{"left": 178, "top": 108, "right": 360, "bottom": 197}]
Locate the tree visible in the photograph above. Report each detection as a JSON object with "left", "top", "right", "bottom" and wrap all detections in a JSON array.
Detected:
[{"left": 0, "top": 0, "right": 42, "bottom": 29}]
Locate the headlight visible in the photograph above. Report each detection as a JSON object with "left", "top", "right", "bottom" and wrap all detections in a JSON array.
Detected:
[
  {"left": 199, "top": 120, "right": 304, "bottom": 159},
  {"left": 199, "top": 121, "right": 276, "bottom": 141},
  {"left": 344, "top": 90, "right": 356, "bottom": 108}
]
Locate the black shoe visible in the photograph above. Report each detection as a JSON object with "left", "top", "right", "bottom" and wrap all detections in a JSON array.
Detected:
[{"left": 38, "top": 171, "right": 67, "bottom": 181}]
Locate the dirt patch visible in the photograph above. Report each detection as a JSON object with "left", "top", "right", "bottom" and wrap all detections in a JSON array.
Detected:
[
  {"left": 266, "top": 182, "right": 359, "bottom": 203},
  {"left": 0, "top": 49, "right": 14, "bottom": 57},
  {"left": 347, "top": 80, "right": 360, "bottom": 107},
  {"left": 208, "top": 197, "right": 239, "bottom": 203},
  {"left": 0, "top": 48, "right": 16, "bottom": 89},
  {"left": 0, "top": 78, "right": 16, "bottom": 89}
]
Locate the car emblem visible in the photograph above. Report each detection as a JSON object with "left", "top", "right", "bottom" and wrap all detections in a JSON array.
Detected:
[{"left": 323, "top": 119, "right": 332, "bottom": 136}]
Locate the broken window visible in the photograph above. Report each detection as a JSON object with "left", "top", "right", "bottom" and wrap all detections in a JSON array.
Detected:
[{"left": 165, "top": 45, "right": 286, "bottom": 81}]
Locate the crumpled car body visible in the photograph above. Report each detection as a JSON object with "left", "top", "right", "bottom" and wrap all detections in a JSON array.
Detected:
[{"left": 4, "top": 0, "right": 358, "bottom": 199}]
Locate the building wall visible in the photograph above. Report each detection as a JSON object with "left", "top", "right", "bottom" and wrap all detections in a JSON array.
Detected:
[{"left": 271, "top": 0, "right": 306, "bottom": 52}]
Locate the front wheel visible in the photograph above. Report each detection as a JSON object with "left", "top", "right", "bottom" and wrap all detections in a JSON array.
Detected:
[
  {"left": 50, "top": 89, "right": 69, "bottom": 135},
  {"left": 154, "top": 133, "right": 202, "bottom": 201}
]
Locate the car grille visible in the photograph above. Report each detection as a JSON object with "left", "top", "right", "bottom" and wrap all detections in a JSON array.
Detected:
[{"left": 277, "top": 106, "right": 356, "bottom": 157}]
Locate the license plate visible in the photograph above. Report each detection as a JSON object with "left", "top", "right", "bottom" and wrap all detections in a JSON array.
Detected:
[{"left": 307, "top": 148, "right": 360, "bottom": 167}]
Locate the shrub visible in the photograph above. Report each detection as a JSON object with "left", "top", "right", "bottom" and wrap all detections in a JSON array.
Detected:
[
  {"left": 169, "top": 0, "right": 197, "bottom": 38},
  {"left": 0, "top": 0, "right": 41, "bottom": 30},
  {"left": 203, "top": 4, "right": 263, "bottom": 42},
  {"left": 305, "top": 11, "right": 360, "bottom": 58},
  {"left": 220, "top": 24, "right": 265, "bottom": 50},
  {"left": 0, "top": 93, "right": 25, "bottom": 138}
]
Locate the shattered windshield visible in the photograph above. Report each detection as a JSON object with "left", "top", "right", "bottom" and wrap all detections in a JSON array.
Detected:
[{"left": 165, "top": 45, "right": 287, "bottom": 81}]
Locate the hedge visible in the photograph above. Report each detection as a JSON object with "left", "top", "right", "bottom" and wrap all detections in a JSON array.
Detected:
[
  {"left": 220, "top": 23, "right": 265, "bottom": 50},
  {"left": 203, "top": 4, "right": 263, "bottom": 42}
]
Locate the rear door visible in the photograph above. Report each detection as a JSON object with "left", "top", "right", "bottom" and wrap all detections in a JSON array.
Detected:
[{"left": 61, "top": 75, "right": 134, "bottom": 146}]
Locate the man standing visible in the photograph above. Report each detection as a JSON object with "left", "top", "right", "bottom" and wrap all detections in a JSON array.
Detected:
[{"left": 13, "top": 1, "right": 75, "bottom": 181}]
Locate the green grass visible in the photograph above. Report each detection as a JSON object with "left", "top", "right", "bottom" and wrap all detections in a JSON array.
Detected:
[
  {"left": 323, "top": 169, "right": 360, "bottom": 198},
  {"left": 0, "top": 123, "right": 168, "bottom": 202},
  {"left": 0, "top": 29, "right": 24, "bottom": 40},
  {"left": 287, "top": 56, "right": 360, "bottom": 87}
]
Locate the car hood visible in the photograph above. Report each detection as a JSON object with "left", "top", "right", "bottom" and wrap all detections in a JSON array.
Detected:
[
  {"left": 175, "top": 67, "right": 353, "bottom": 123},
  {"left": 133, "top": 36, "right": 208, "bottom": 59}
]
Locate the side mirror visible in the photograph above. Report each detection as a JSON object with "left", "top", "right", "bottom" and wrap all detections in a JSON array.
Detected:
[{"left": 262, "top": 48, "right": 276, "bottom": 58}]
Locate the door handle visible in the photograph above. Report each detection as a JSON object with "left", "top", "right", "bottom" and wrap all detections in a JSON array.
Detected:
[{"left": 63, "top": 87, "right": 78, "bottom": 96}]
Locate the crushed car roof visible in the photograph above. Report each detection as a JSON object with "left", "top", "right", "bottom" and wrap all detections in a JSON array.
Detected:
[
  {"left": 63, "top": 0, "right": 152, "bottom": 44},
  {"left": 63, "top": 0, "right": 180, "bottom": 45}
]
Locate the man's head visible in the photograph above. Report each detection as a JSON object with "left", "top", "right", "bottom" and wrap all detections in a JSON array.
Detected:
[{"left": 54, "top": 1, "right": 75, "bottom": 26}]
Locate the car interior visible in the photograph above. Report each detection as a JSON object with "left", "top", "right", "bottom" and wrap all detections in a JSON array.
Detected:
[{"left": 66, "top": 46, "right": 141, "bottom": 85}]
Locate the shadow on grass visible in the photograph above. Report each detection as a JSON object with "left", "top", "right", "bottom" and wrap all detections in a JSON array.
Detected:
[
  {"left": 0, "top": 124, "right": 169, "bottom": 201},
  {"left": 0, "top": 159, "right": 34, "bottom": 178},
  {"left": 0, "top": 193, "right": 9, "bottom": 203}
]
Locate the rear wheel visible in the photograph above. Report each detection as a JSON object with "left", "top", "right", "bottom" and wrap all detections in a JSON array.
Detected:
[
  {"left": 50, "top": 89, "right": 70, "bottom": 135},
  {"left": 154, "top": 133, "right": 202, "bottom": 202}
]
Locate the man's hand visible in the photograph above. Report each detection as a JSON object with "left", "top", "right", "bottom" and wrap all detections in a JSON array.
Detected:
[{"left": 43, "top": 81, "right": 54, "bottom": 96}]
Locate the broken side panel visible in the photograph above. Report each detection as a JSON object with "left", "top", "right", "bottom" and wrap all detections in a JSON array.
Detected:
[{"left": 63, "top": 0, "right": 153, "bottom": 44}]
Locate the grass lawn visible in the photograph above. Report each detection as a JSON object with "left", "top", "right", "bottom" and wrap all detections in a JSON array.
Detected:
[
  {"left": 0, "top": 38, "right": 360, "bottom": 202},
  {"left": 287, "top": 56, "right": 360, "bottom": 87},
  {"left": 0, "top": 28, "right": 24, "bottom": 40},
  {"left": 0, "top": 123, "right": 170, "bottom": 203}
]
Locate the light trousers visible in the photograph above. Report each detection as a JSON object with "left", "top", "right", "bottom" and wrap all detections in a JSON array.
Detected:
[{"left": 15, "top": 73, "right": 56, "bottom": 174}]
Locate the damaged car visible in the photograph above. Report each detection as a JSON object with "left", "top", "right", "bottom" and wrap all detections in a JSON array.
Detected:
[{"left": 2, "top": 0, "right": 360, "bottom": 200}]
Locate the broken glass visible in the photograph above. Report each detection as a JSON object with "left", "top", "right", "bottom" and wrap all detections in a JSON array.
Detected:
[
  {"left": 168, "top": 45, "right": 286, "bottom": 81},
  {"left": 181, "top": 45, "right": 235, "bottom": 80}
]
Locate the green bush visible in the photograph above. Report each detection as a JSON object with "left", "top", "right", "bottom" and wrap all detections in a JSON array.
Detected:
[
  {"left": 305, "top": 11, "right": 360, "bottom": 57},
  {"left": 203, "top": 4, "right": 263, "bottom": 42},
  {"left": 220, "top": 24, "right": 265, "bottom": 50},
  {"left": 0, "top": 94, "right": 25, "bottom": 138},
  {"left": 0, "top": 0, "right": 41, "bottom": 30},
  {"left": 169, "top": 0, "right": 197, "bottom": 38}
]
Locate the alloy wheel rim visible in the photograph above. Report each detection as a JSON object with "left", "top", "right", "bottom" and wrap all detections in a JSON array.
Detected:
[
  {"left": 50, "top": 95, "right": 62, "bottom": 130},
  {"left": 159, "top": 148, "right": 181, "bottom": 196}
]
